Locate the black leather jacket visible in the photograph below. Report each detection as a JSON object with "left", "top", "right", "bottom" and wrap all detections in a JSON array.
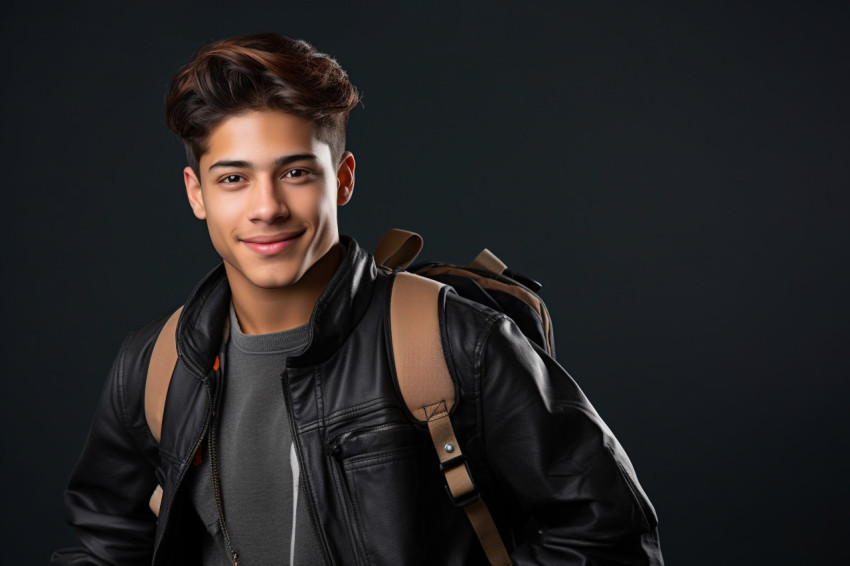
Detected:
[{"left": 53, "top": 237, "right": 663, "bottom": 565}]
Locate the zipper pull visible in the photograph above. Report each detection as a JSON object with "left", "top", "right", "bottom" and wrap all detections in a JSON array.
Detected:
[{"left": 232, "top": 551, "right": 239, "bottom": 566}]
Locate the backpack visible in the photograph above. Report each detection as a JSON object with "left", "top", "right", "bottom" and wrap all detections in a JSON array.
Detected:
[{"left": 146, "top": 229, "right": 554, "bottom": 566}]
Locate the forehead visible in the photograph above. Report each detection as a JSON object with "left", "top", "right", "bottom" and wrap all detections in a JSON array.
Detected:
[{"left": 202, "top": 110, "right": 331, "bottom": 165}]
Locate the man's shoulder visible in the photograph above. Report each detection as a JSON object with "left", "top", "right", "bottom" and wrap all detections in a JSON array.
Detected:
[
  {"left": 126, "top": 310, "right": 180, "bottom": 357},
  {"left": 441, "top": 291, "right": 510, "bottom": 370},
  {"left": 108, "top": 309, "right": 180, "bottom": 391},
  {"left": 443, "top": 290, "right": 505, "bottom": 330}
]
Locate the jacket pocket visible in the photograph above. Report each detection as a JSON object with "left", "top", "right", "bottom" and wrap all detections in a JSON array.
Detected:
[{"left": 329, "top": 423, "right": 429, "bottom": 566}]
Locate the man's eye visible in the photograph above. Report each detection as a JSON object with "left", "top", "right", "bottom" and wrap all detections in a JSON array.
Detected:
[
  {"left": 284, "top": 169, "right": 310, "bottom": 179},
  {"left": 221, "top": 174, "right": 244, "bottom": 184}
]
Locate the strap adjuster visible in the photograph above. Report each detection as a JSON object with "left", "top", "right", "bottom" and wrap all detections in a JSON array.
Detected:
[{"left": 440, "top": 455, "right": 481, "bottom": 507}]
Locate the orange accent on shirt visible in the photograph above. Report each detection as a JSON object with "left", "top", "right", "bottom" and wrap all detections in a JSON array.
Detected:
[{"left": 213, "top": 356, "right": 220, "bottom": 371}]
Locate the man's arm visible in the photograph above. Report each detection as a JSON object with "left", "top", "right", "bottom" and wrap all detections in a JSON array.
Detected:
[
  {"left": 51, "top": 330, "right": 160, "bottom": 566},
  {"left": 477, "top": 315, "right": 663, "bottom": 565}
]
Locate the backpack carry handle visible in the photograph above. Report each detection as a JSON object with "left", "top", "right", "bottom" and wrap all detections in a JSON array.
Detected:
[{"left": 374, "top": 229, "right": 423, "bottom": 269}]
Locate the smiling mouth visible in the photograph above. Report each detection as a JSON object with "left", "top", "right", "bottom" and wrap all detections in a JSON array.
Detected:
[{"left": 241, "top": 230, "right": 305, "bottom": 255}]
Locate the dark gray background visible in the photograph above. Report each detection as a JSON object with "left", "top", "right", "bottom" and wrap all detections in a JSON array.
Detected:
[{"left": 1, "top": 1, "right": 847, "bottom": 564}]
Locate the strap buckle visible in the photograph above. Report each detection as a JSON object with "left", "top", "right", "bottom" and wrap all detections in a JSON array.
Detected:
[{"left": 440, "top": 455, "right": 481, "bottom": 507}]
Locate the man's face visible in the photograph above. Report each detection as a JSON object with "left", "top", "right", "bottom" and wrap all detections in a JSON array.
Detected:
[{"left": 184, "top": 110, "right": 354, "bottom": 292}]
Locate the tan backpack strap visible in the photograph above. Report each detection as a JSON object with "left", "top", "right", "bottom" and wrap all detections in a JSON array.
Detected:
[
  {"left": 374, "top": 229, "right": 424, "bottom": 270},
  {"left": 390, "top": 273, "right": 455, "bottom": 417},
  {"left": 390, "top": 273, "right": 513, "bottom": 566},
  {"left": 145, "top": 306, "right": 183, "bottom": 443}
]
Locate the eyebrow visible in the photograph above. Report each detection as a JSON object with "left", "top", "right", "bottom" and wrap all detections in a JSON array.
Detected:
[{"left": 208, "top": 153, "right": 318, "bottom": 172}]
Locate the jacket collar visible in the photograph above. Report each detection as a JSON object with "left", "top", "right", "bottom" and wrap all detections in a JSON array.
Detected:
[{"left": 175, "top": 236, "right": 379, "bottom": 378}]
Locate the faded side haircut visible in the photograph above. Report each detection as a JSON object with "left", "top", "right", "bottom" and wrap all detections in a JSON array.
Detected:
[{"left": 165, "top": 32, "right": 360, "bottom": 175}]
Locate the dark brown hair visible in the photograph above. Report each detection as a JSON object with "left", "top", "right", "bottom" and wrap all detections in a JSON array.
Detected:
[{"left": 165, "top": 32, "right": 360, "bottom": 174}]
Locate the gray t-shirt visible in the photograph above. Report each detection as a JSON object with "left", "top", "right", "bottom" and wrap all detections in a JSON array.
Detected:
[{"left": 187, "top": 304, "right": 322, "bottom": 565}]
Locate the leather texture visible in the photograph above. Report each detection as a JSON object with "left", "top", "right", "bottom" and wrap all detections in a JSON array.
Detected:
[{"left": 52, "top": 236, "right": 664, "bottom": 566}]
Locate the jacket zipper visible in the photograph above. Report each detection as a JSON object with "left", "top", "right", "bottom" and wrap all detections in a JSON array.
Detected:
[
  {"left": 209, "top": 373, "right": 240, "bottom": 566},
  {"left": 151, "top": 367, "right": 214, "bottom": 566},
  {"left": 281, "top": 367, "right": 333, "bottom": 566}
]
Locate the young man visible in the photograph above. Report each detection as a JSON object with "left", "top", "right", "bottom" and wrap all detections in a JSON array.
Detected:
[{"left": 52, "top": 33, "right": 663, "bottom": 565}]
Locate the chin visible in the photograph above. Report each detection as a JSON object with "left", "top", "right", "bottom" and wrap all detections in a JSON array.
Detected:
[
  {"left": 221, "top": 258, "right": 301, "bottom": 291},
  {"left": 249, "top": 270, "right": 303, "bottom": 290}
]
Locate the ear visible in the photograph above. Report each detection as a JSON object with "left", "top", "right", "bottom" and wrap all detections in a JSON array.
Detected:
[
  {"left": 184, "top": 166, "right": 207, "bottom": 220},
  {"left": 336, "top": 151, "right": 356, "bottom": 206}
]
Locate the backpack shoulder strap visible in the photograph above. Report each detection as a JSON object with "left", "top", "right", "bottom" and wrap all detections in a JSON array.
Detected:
[
  {"left": 145, "top": 306, "right": 183, "bottom": 444},
  {"left": 390, "top": 272, "right": 512, "bottom": 566}
]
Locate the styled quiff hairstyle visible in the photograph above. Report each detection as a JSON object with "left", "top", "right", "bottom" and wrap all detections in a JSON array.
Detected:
[{"left": 165, "top": 32, "right": 360, "bottom": 175}]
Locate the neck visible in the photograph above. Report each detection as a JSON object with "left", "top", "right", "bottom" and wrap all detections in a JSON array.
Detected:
[{"left": 228, "top": 244, "right": 343, "bottom": 335}]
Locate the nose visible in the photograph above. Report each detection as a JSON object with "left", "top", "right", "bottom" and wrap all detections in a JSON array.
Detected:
[{"left": 250, "top": 175, "right": 289, "bottom": 224}]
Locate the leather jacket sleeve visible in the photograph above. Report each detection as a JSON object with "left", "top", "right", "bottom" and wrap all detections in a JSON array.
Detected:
[
  {"left": 477, "top": 315, "right": 663, "bottom": 565},
  {"left": 51, "top": 328, "right": 161, "bottom": 566}
]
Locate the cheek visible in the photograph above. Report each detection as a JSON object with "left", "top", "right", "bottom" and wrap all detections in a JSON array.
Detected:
[
  {"left": 310, "top": 199, "right": 337, "bottom": 232},
  {"left": 292, "top": 188, "right": 332, "bottom": 223},
  {"left": 203, "top": 201, "right": 239, "bottom": 240},
  {"left": 205, "top": 220, "right": 228, "bottom": 256},
  {"left": 316, "top": 185, "right": 341, "bottom": 221}
]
